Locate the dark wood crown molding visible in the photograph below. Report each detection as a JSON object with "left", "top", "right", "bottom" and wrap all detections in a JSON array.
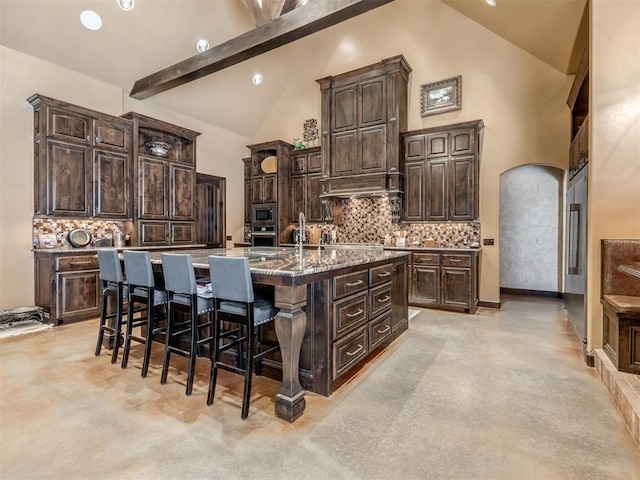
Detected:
[{"left": 129, "top": 0, "right": 395, "bottom": 100}]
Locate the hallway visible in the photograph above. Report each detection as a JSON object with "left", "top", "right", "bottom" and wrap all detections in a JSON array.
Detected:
[{"left": 1, "top": 295, "right": 639, "bottom": 479}]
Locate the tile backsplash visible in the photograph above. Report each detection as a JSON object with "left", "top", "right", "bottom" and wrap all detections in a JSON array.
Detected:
[
  {"left": 32, "top": 218, "right": 125, "bottom": 248},
  {"left": 317, "top": 196, "right": 480, "bottom": 247}
]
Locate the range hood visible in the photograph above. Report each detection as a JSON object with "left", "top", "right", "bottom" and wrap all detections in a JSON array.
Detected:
[{"left": 318, "top": 170, "right": 403, "bottom": 199}]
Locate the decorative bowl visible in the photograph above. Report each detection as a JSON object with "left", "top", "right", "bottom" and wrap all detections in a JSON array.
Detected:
[{"left": 146, "top": 141, "right": 172, "bottom": 157}]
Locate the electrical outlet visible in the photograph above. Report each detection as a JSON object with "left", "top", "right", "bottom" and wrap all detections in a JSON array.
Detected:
[
  {"left": 483, "top": 238, "right": 495, "bottom": 246},
  {"left": 226, "top": 235, "right": 232, "bottom": 241}
]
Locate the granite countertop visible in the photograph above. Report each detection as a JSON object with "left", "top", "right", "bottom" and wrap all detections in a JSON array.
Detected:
[
  {"left": 148, "top": 246, "right": 410, "bottom": 278},
  {"left": 33, "top": 244, "right": 206, "bottom": 254},
  {"left": 383, "top": 245, "right": 482, "bottom": 252},
  {"left": 280, "top": 243, "right": 481, "bottom": 252}
]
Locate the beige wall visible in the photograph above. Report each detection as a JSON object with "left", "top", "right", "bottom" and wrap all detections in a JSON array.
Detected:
[
  {"left": 0, "top": 46, "right": 250, "bottom": 310},
  {"left": 587, "top": 0, "right": 640, "bottom": 350},
  {"left": 0, "top": 0, "right": 575, "bottom": 312}
]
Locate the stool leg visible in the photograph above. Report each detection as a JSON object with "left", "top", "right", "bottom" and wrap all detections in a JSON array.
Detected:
[
  {"left": 95, "top": 284, "right": 108, "bottom": 356},
  {"left": 110, "top": 284, "right": 124, "bottom": 364},
  {"left": 185, "top": 306, "right": 198, "bottom": 396},
  {"left": 241, "top": 319, "right": 256, "bottom": 420},
  {"left": 141, "top": 295, "right": 154, "bottom": 378},
  {"left": 121, "top": 293, "right": 135, "bottom": 369},
  {"left": 160, "top": 303, "right": 172, "bottom": 385},
  {"left": 207, "top": 310, "right": 221, "bottom": 406}
]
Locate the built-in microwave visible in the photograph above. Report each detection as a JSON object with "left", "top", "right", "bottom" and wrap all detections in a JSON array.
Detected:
[{"left": 251, "top": 203, "right": 277, "bottom": 225}]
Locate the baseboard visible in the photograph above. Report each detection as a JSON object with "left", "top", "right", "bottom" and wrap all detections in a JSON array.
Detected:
[
  {"left": 500, "top": 288, "right": 563, "bottom": 299},
  {"left": 478, "top": 300, "right": 501, "bottom": 309}
]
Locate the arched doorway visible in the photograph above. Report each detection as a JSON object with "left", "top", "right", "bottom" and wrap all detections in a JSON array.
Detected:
[{"left": 499, "top": 164, "right": 565, "bottom": 297}]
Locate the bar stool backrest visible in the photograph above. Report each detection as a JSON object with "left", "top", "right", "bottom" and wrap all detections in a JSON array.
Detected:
[
  {"left": 161, "top": 253, "right": 197, "bottom": 295},
  {"left": 208, "top": 255, "right": 254, "bottom": 303},
  {"left": 97, "top": 250, "right": 123, "bottom": 283},
  {"left": 123, "top": 251, "right": 155, "bottom": 288}
]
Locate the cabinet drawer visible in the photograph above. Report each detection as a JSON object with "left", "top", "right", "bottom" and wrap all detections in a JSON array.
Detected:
[
  {"left": 369, "top": 264, "right": 393, "bottom": 287},
  {"left": 369, "top": 283, "right": 392, "bottom": 318},
  {"left": 441, "top": 254, "right": 471, "bottom": 268},
  {"left": 413, "top": 252, "right": 439, "bottom": 266},
  {"left": 333, "top": 291, "right": 368, "bottom": 339},
  {"left": 333, "top": 326, "right": 368, "bottom": 380},
  {"left": 333, "top": 269, "right": 368, "bottom": 299},
  {"left": 56, "top": 255, "right": 99, "bottom": 271},
  {"left": 369, "top": 310, "right": 393, "bottom": 351}
]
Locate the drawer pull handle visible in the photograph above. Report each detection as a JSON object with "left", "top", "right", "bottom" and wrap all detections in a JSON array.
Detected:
[
  {"left": 346, "top": 280, "right": 364, "bottom": 287},
  {"left": 376, "top": 325, "right": 391, "bottom": 334},
  {"left": 69, "top": 261, "right": 93, "bottom": 266},
  {"left": 346, "top": 309, "right": 364, "bottom": 318},
  {"left": 450, "top": 259, "right": 462, "bottom": 263},
  {"left": 419, "top": 257, "right": 433, "bottom": 262},
  {"left": 346, "top": 344, "right": 364, "bottom": 357},
  {"left": 377, "top": 271, "right": 391, "bottom": 277},
  {"left": 376, "top": 296, "right": 391, "bottom": 303}
]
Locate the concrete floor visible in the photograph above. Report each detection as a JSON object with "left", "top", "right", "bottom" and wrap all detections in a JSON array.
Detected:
[{"left": 1, "top": 295, "right": 640, "bottom": 479}]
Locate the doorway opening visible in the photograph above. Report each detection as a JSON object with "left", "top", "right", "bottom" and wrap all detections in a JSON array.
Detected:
[{"left": 196, "top": 173, "right": 226, "bottom": 247}]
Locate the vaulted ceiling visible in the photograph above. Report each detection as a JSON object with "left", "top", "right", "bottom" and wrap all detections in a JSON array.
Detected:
[{"left": 0, "top": 0, "right": 587, "bottom": 137}]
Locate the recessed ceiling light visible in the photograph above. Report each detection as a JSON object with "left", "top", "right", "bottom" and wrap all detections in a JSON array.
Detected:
[
  {"left": 196, "top": 39, "right": 210, "bottom": 53},
  {"left": 117, "top": 0, "right": 135, "bottom": 11},
  {"left": 80, "top": 10, "right": 102, "bottom": 30},
  {"left": 252, "top": 73, "right": 263, "bottom": 85},
  {"left": 299, "top": 0, "right": 309, "bottom": 5},
  {"left": 485, "top": 0, "right": 497, "bottom": 6}
]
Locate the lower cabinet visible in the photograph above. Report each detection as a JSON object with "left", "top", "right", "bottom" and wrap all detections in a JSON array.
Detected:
[
  {"left": 409, "top": 249, "right": 480, "bottom": 314},
  {"left": 34, "top": 251, "right": 101, "bottom": 325}
]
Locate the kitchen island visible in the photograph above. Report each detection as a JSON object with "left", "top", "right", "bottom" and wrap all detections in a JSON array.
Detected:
[{"left": 150, "top": 246, "right": 410, "bottom": 423}]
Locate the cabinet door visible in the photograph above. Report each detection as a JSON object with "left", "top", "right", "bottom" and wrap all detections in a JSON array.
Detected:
[
  {"left": 425, "top": 159, "right": 447, "bottom": 221},
  {"left": 57, "top": 270, "right": 101, "bottom": 320},
  {"left": 450, "top": 129, "right": 475, "bottom": 156},
  {"left": 332, "top": 85, "right": 357, "bottom": 132},
  {"left": 263, "top": 174, "right": 278, "bottom": 203},
  {"left": 308, "top": 151, "right": 322, "bottom": 173},
  {"left": 244, "top": 181, "right": 251, "bottom": 223},
  {"left": 138, "top": 220, "right": 169, "bottom": 246},
  {"left": 46, "top": 107, "right": 91, "bottom": 144},
  {"left": 449, "top": 156, "right": 476, "bottom": 221},
  {"left": 47, "top": 140, "right": 91, "bottom": 216},
  {"left": 441, "top": 267, "right": 471, "bottom": 309},
  {"left": 404, "top": 134, "right": 426, "bottom": 161},
  {"left": 411, "top": 265, "right": 439, "bottom": 306},
  {"left": 139, "top": 157, "right": 169, "bottom": 219},
  {"left": 404, "top": 163, "right": 425, "bottom": 222},
  {"left": 93, "top": 118, "right": 131, "bottom": 152},
  {"left": 426, "top": 133, "right": 449, "bottom": 158},
  {"left": 170, "top": 222, "right": 195, "bottom": 244},
  {"left": 94, "top": 150, "right": 129, "bottom": 217},
  {"left": 290, "top": 175, "right": 306, "bottom": 223},
  {"left": 359, "top": 125, "right": 386, "bottom": 174},
  {"left": 251, "top": 177, "right": 264, "bottom": 203},
  {"left": 170, "top": 164, "right": 195, "bottom": 220},
  {"left": 307, "top": 174, "right": 323, "bottom": 223},
  {"left": 332, "top": 131, "right": 357, "bottom": 176},
  {"left": 292, "top": 153, "right": 307, "bottom": 174},
  {"left": 359, "top": 76, "right": 386, "bottom": 128}
]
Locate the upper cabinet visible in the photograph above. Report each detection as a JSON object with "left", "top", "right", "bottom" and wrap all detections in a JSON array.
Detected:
[
  {"left": 121, "top": 112, "right": 200, "bottom": 246},
  {"left": 289, "top": 146, "right": 323, "bottom": 224},
  {"left": 567, "top": 45, "right": 589, "bottom": 179},
  {"left": 402, "top": 120, "right": 484, "bottom": 223},
  {"left": 28, "top": 94, "right": 133, "bottom": 218},
  {"left": 317, "top": 55, "right": 411, "bottom": 208}
]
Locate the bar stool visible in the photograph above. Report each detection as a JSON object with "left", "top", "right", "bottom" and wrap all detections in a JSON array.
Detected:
[
  {"left": 95, "top": 249, "right": 127, "bottom": 364},
  {"left": 206, "top": 255, "right": 280, "bottom": 419},
  {"left": 121, "top": 250, "right": 167, "bottom": 377},
  {"left": 160, "top": 253, "right": 215, "bottom": 396}
]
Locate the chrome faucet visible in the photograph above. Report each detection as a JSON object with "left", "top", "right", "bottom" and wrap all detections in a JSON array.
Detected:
[{"left": 298, "top": 211, "right": 306, "bottom": 258}]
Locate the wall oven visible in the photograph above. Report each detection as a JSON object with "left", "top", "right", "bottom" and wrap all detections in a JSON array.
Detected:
[
  {"left": 251, "top": 203, "right": 277, "bottom": 226},
  {"left": 251, "top": 226, "right": 277, "bottom": 247}
]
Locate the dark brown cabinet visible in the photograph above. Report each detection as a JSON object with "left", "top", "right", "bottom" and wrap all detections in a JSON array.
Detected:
[
  {"left": 28, "top": 94, "right": 132, "bottom": 219},
  {"left": 121, "top": 112, "right": 200, "bottom": 246},
  {"left": 289, "top": 146, "right": 323, "bottom": 224},
  {"left": 402, "top": 120, "right": 484, "bottom": 222},
  {"left": 317, "top": 56, "right": 411, "bottom": 205},
  {"left": 251, "top": 174, "right": 277, "bottom": 203},
  {"left": 408, "top": 250, "right": 479, "bottom": 314}
]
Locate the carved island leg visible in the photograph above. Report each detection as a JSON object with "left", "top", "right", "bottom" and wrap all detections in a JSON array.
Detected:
[{"left": 273, "top": 284, "right": 307, "bottom": 422}]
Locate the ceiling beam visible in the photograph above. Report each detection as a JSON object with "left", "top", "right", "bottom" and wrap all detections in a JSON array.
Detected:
[{"left": 129, "top": 0, "right": 395, "bottom": 100}]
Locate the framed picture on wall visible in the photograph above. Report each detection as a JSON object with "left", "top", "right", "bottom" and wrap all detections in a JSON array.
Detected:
[{"left": 420, "top": 75, "right": 462, "bottom": 117}]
